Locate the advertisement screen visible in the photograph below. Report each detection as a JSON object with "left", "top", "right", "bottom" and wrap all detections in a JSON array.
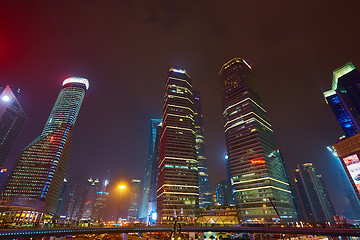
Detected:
[{"left": 344, "top": 154, "right": 360, "bottom": 192}]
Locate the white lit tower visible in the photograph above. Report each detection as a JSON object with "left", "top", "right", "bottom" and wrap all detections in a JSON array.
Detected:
[
  {"left": 1, "top": 78, "right": 89, "bottom": 216},
  {"left": 220, "top": 58, "right": 297, "bottom": 222},
  {"left": 157, "top": 67, "right": 198, "bottom": 224}
]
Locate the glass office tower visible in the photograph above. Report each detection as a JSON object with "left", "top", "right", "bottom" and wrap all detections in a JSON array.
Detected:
[
  {"left": 220, "top": 58, "right": 297, "bottom": 222},
  {"left": 148, "top": 122, "right": 162, "bottom": 223},
  {"left": 128, "top": 179, "right": 141, "bottom": 222},
  {"left": 293, "top": 163, "right": 335, "bottom": 223},
  {"left": 193, "top": 90, "right": 213, "bottom": 208},
  {"left": 157, "top": 67, "right": 198, "bottom": 224},
  {"left": 139, "top": 118, "right": 162, "bottom": 221},
  {"left": 215, "top": 180, "right": 233, "bottom": 206},
  {"left": 0, "top": 86, "right": 27, "bottom": 168},
  {"left": 1, "top": 78, "right": 88, "bottom": 216}
]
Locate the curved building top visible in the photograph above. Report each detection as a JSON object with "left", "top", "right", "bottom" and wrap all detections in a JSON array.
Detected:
[
  {"left": 219, "top": 58, "right": 252, "bottom": 75},
  {"left": 169, "top": 67, "right": 191, "bottom": 80},
  {"left": 62, "top": 77, "right": 89, "bottom": 90}
]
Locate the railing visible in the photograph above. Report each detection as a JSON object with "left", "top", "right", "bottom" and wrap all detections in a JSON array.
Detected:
[{"left": 0, "top": 226, "right": 359, "bottom": 239}]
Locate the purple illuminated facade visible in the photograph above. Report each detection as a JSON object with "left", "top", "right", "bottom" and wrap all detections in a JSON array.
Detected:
[{"left": 1, "top": 78, "right": 88, "bottom": 215}]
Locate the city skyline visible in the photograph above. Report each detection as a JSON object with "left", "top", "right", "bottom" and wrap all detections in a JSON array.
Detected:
[{"left": 1, "top": 1, "right": 360, "bottom": 220}]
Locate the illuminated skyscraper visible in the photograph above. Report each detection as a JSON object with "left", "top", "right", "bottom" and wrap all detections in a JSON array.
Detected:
[
  {"left": 215, "top": 180, "right": 233, "bottom": 206},
  {"left": 157, "top": 67, "right": 198, "bottom": 223},
  {"left": 324, "top": 63, "right": 360, "bottom": 211},
  {"left": 92, "top": 179, "right": 109, "bottom": 221},
  {"left": 148, "top": 122, "right": 162, "bottom": 222},
  {"left": 293, "top": 163, "right": 335, "bottom": 223},
  {"left": 193, "top": 90, "right": 213, "bottom": 208},
  {"left": 128, "top": 179, "right": 141, "bottom": 222},
  {"left": 1, "top": 78, "right": 88, "bottom": 216},
  {"left": 139, "top": 118, "right": 162, "bottom": 221},
  {"left": 0, "top": 85, "right": 27, "bottom": 168},
  {"left": 324, "top": 62, "right": 360, "bottom": 137},
  {"left": 81, "top": 178, "right": 100, "bottom": 220},
  {"left": 220, "top": 58, "right": 297, "bottom": 222},
  {"left": 55, "top": 179, "right": 69, "bottom": 217}
]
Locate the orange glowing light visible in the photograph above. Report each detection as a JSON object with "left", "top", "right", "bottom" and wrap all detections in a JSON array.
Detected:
[
  {"left": 250, "top": 159, "right": 265, "bottom": 164},
  {"left": 50, "top": 136, "right": 54, "bottom": 143}
]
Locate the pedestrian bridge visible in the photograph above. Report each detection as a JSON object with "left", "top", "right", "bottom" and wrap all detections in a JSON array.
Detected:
[{"left": 0, "top": 226, "right": 359, "bottom": 239}]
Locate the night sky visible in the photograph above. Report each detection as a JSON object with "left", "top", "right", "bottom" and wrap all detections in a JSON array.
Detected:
[{"left": 1, "top": 1, "right": 360, "bottom": 220}]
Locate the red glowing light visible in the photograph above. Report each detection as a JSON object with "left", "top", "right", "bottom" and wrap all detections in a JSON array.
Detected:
[
  {"left": 50, "top": 136, "right": 54, "bottom": 143},
  {"left": 250, "top": 159, "right": 265, "bottom": 164}
]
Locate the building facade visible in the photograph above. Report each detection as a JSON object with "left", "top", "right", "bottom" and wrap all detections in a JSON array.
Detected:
[
  {"left": 333, "top": 135, "right": 360, "bottom": 203},
  {"left": 215, "top": 180, "right": 233, "bottom": 206},
  {"left": 324, "top": 62, "right": 360, "bottom": 213},
  {"left": 292, "top": 163, "right": 335, "bottom": 223},
  {"left": 92, "top": 179, "right": 109, "bottom": 222},
  {"left": 55, "top": 179, "right": 69, "bottom": 217},
  {"left": 0, "top": 85, "right": 27, "bottom": 168},
  {"left": 324, "top": 62, "right": 360, "bottom": 137},
  {"left": 128, "top": 179, "right": 141, "bottom": 222},
  {"left": 139, "top": 118, "right": 162, "bottom": 221},
  {"left": 81, "top": 178, "right": 100, "bottom": 220},
  {"left": 193, "top": 90, "right": 213, "bottom": 208},
  {"left": 220, "top": 58, "right": 297, "bottom": 222},
  {"left": 148, "top": 122, "right": 162, "bottom": 223},
  {"left": 1, "top": 77, "right": 89, "bottom": 217},
  {"left": 157, "top": 67, "right": 198, "bottom": 223}
]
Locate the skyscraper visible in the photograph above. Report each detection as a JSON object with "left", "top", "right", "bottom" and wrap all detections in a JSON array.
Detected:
[
  {"left": 193, "top": 90, "right": 213, "bottom": 208},
  {"left": 128, "top": 179, "right": 141, "bottom": 222},
  {"left": 55, "top": 179, "right": 69, "bottom": 217},
  {"left": 220, "top": 58, "right": 297, "bottom": 222},
  {"left": 81, "top": 178, "right": 100, "bottom": 220},
  {"left": 92, "top": 179, "right": 109, "bottom": 222},
  {"left": 292, "top": 163, "right": 335, "bottom": 223},
  {"left": 0, "top": 85, "right": 27, "bottom": 168},
  {"left": 324, "top": 63, "right": 360, "bottom": 209},
  {"left": 157, "top": 67, "right": 198, "bottom": 224},
  {"left": 327, "top": 146, "right": 360, "bottom": 219},
  {"left": 215, "top": 180, "right": 233, "bottom": 206},
  {"left": 324, "top": 62, "right": 360, "bottom": 137},
  {"left": 139, "top": 118, "right": 162, "bottom": 221},
  {"left": 148, "top": 122, "right": 162, "bottom": 223},
  {"left": 1, "top": 77, "right": 89, "bottom": 218}
]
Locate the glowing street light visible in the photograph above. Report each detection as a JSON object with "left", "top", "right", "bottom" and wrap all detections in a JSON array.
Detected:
[{"left": 116, "top": 185, "right": 126, "bottom": 224}]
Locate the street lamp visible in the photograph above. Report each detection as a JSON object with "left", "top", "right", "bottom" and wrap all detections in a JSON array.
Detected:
[{"left": 116, "top": 185, "right": 125, "bottom": 224}]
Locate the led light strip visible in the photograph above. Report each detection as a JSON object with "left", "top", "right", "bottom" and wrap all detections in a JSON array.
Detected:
[
  {"left": 234, "top": 185, "right": 291, "bottom": 194},
  {"left": 223, "top": 97, "right": 267, "bottom": 115},
  {"left": 233, "top": 177, "right": 289, "bottom": 186},
  {"left": 158, "top": 157, "right": 197, "bottom": 170},
  {"left": 168, "top": 77, "right": 192, "bottom": 87},
  {"left": 168, "top": 94, "right": 194, "bottom": 104},
  {"left": 166, "top": 84, "right": 193, "bottom": 95},
  {"left": 225, "top": 111, "right": 271, "bottom": 128},
  {"left": 157, "top": 192, "right": 199, "bottom": 198},
  {"left": 224, "top": 117, "right": 273, "bottom": 133}
]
